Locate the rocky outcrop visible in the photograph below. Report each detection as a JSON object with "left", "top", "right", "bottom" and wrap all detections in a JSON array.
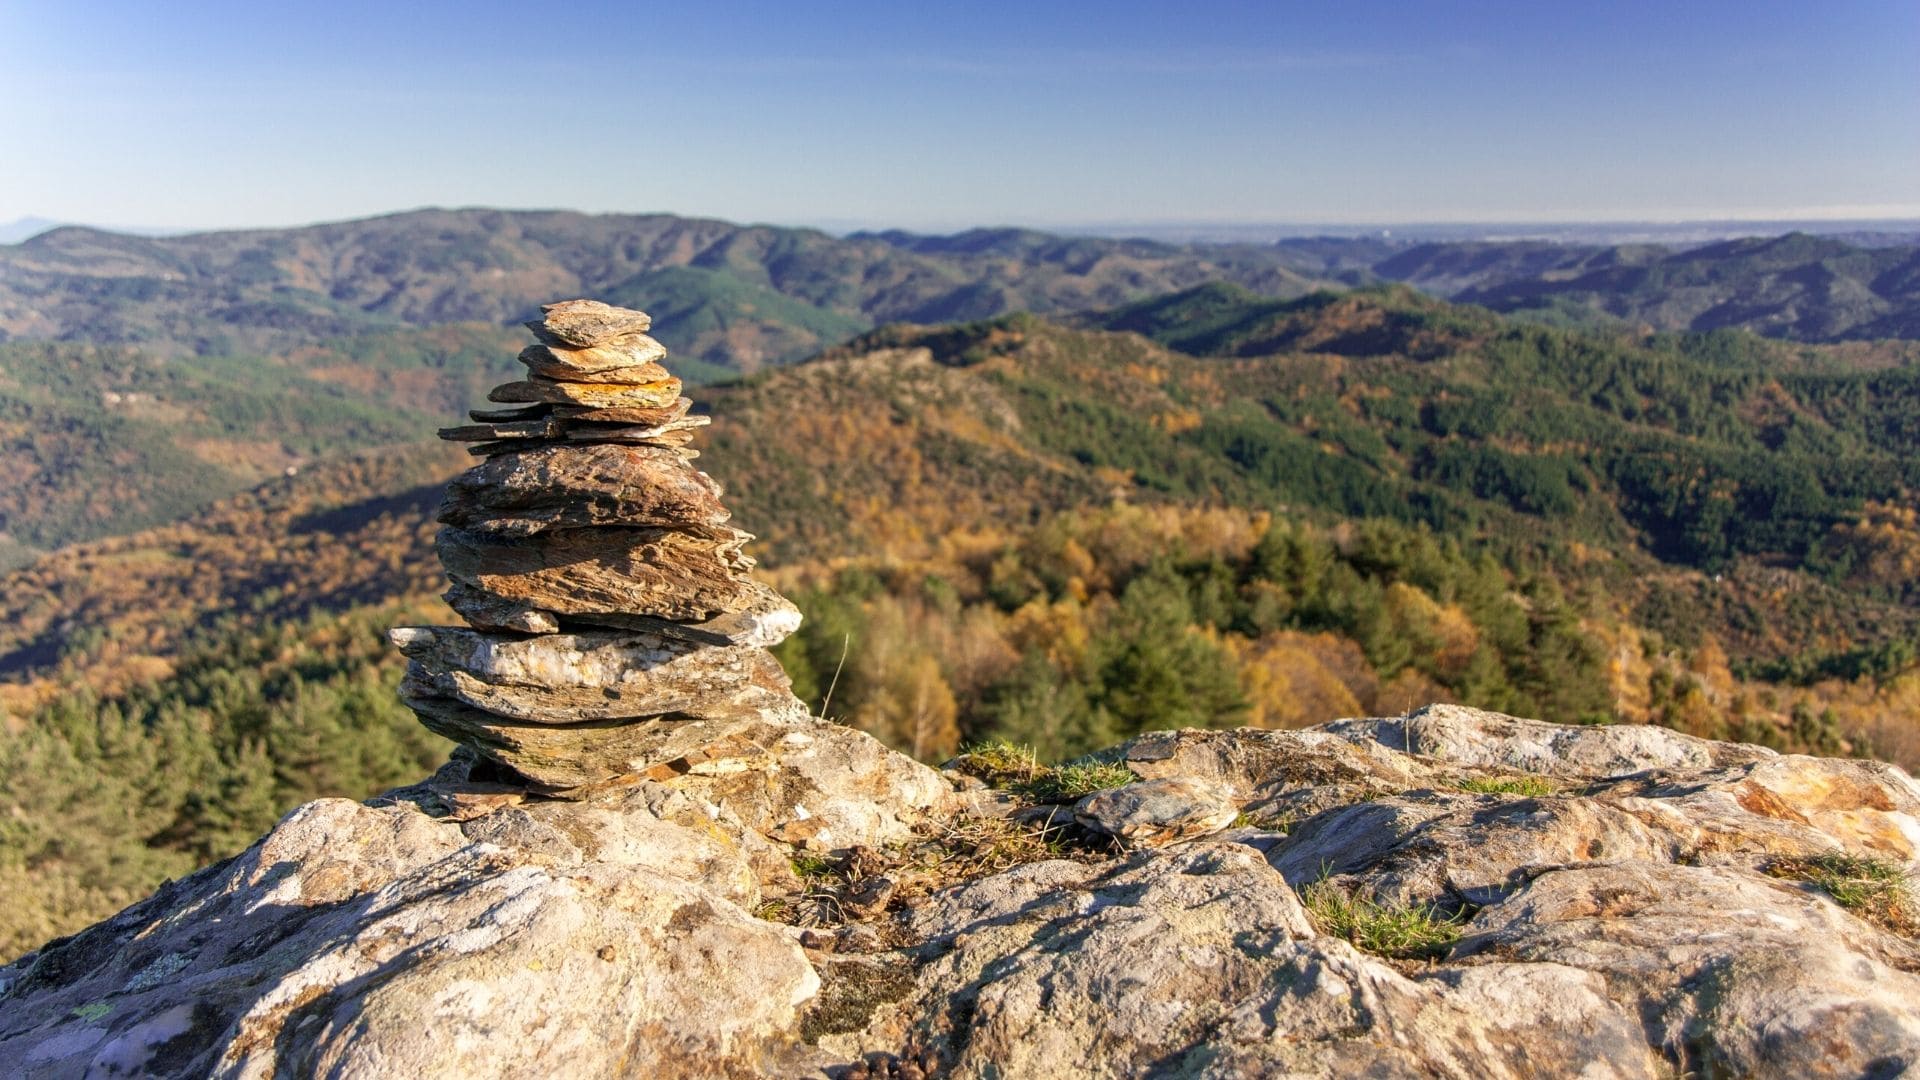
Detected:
[{"left": 4, "top": 705, "right": 1916, "bottom": 1078}]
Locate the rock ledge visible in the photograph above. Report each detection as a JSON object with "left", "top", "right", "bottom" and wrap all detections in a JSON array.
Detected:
[{"left": 3, "top": 704, "right": 1916, "bottom": 1078}]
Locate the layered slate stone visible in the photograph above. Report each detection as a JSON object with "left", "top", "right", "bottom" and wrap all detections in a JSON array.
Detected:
[
  {"left": 550, "top": 400, "right": 691, "bottom": 424},
  {"left": 398, "top": 688, "right": 811, "bottom": 792},
  {"left": 563, "top": 579, "right": 803, "bottom": 648},
  {"left": 526, "top": 298, "right": 653, "bottom": 346},
  {"left": 1073, "top": 777, "right": 1238, "bottom": 847},
  {"left": 519, "top": 342, "right": 669, "bottom": 381},
  {"left": 440, "top": 581, "right": 561, "bottom": 635},
  {"left": 391, "top": 626, "right": 790, "bottom": 723},
  {"left": 437, "top": 524, "right": 757, "bottom": 625},
  {"left": 438, "top": 444, "right": 730, "bottom": 536},
  {"left": 396, "top": 298, "right": 809, "bottom": 792},
  {"left": 487, "top": 376, "right": 685, "bottom": 409}
]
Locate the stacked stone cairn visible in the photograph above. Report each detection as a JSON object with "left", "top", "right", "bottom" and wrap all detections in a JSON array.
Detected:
[{"left": 389, "top": 300, "right": 807, "bottom": 795}]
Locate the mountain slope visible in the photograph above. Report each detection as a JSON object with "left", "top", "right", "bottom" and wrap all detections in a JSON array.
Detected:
[
  {"left": 1082, "top": 281, "right": 1499, "bottom": 359},
  {"left": 7, "top": 211, "right": 1919, "bottom": 382},
  {"left": 13, "top": 292, "right": 1920, "bottom": 702},
  {"left": 0, "top": 326, "right": 523, "bottom": 563},
  {"left": 0, "top": 208, "right": 1338, "bottom": 370},
  {"left": 1450, "top": 233, "right": 1920, "bottom": 340}
]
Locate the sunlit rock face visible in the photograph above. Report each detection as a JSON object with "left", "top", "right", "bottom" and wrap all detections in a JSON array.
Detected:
[{"left": 4, "top": 705, "right": 1916, "bottom": 1078}]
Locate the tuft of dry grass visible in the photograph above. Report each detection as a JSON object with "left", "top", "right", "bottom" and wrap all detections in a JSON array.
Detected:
[
  {"left": 1230, "top": 810, "right": 1296, "bottom": 833},
  {"left": 950, "top": 739, "right": 1046, "bottom": 788},
  {"left": 755, "top": 812, "right": 1099, "bottom": 930},
  {"left": 910, "top": 812, "right": 1074, "bottom": 881}
]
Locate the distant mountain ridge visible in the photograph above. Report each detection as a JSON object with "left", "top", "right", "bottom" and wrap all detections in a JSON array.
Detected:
[
  {"left": 5, "top": 210, "right": 1918, "bottom": 380},
  {"left": 0, "top": 209, "right": 1338, "bottom": 370},
  {"left": 1452, "top": 232, "right": 1920, "bottom": 340},
  {"left": 0, "top": 218, "right": 60, "bottom": 245}
]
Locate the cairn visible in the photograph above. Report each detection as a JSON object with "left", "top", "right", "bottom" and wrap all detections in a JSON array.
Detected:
[{"left": 390, "top": 300, "right": 806, "bottom": 794}]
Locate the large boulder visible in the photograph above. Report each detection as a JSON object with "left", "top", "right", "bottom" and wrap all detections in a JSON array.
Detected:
[{"left": 1325, "top": 702, "right": 1778, "bottom": 779}]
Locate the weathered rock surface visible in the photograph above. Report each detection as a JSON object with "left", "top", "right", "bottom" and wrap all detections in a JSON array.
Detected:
[
  {"left": 438, "top": 443, "right": 730, "bottom": 536},
  {"left": 6, "top": 705, "right": 1916, "bottom": 1078},
  {"left": 852, "top": 843, "right": 1666, "bottom": 1079},
  {"left": 1071, "top": 776, "right": 1237, "bottom": 846},
  {"left": 437, "top": 579, "right": 562, "bottom": 634},
  {"left": 518, "top": 339, "right": 669, "bottom": 378},
  {"left": 489, "top": 376, "right": 684, "bottom": 409},
  {"left": 392, "top": 625, "right": 791, "bottom": 723},
  {"left": 527, "top": 298, "right": 653, "bottom": 347},
  {"left": 0, "top": 787, "right": 820, "bottom": 1078},
  {"left": 1326, "top": 702, "right": 1778, "bottom": 779},
  {"left": 437, "top": 524, "right": 757, "bottom": 626},
  {"left": 1455, "top": 860, "right": 1920, "bottom": 1077},
  {"left": 572, "top": 579, "right": 805, "bottom": 648},
  {"left": 550, "top": 400, "right": 691, "bottom": 424},
  {"left": 400, "top": 686, "right": 806, "bottom": 792},
  {"left": 439, "top": 579, "right": 804, "bottom": 648}
]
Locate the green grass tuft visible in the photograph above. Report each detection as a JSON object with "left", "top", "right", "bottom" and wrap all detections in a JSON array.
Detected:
[
  {"left": 1769, "top": 851, "right": 1918, "bottom": 936},
  {"left": 954, "top": 741, "right": 1134, "bottom": 803},
  {"left": 790, "top": 853, "right": 838, "bottom": 884},
  {"left": 953, "top": 739, "right": 1046, "bottom": 788},
  {"left": 1302, "top": 878, "right": 1469, "bottom": 961},
  {"left": 1230, "top": 810, "right": 1296, "bottom": 833},
  {"left": 1020, "top": 761, "right": 1137, "bottom": 803},
  {"left": 1451, "top": 775, "right": 1557, "bottom": 797}
]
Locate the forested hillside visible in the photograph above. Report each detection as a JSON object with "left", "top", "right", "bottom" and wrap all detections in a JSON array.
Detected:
[
  {"left": 0, "top": 328, "right": 520, "bottom": 564},
  {"left": 1447, "top": 233, "right": 1920, "bottom": 340},
  {"left": 4, "top": 211, "right": 1916, "bottom": 388},
  {"left": 8, "top": 287, "right": 1920, "bottom": 954},
  {"left": 5, "top": 213, "right": 1916, "bottom": 569},
  {"left": 0, "top": 209, "right": 1338, "bottom": 369}
]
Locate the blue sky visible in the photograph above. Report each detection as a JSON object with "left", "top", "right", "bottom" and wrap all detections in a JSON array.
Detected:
[{"left": 0, "top": 0, "right": 1914, "bottom": 231}]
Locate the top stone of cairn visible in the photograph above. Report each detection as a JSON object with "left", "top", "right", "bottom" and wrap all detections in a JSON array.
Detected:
[{"left": 527, "top": 299, "right": 654, "bottom": 347}]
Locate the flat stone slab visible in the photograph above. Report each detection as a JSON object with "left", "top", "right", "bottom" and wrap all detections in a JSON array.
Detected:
[
  {"left": 391, "top": 625, "right": 794, "bottom": 723},
  {"left": 1074, "top": 777, "right": 1238, "bottom": 847},
  {"left": 399, "top": 685, "right": 810, "bottom": 792},
  {"left": 518, "top": 338, "right": 668, "bottom": 379},
  {"left": 438, "top": 443, "right": 730, "bottom": 536},
  {"left": 564, "top": 579, "right": 803, "bottom": 648},
  {"left": 437, "top": 523, "right": 757, "bottom": 626},
  {"left": 489, "top": 377, "right": 682, "bottom": 409},
  {"left": 526, "top": 299, "right": 653, "bottom": 347},
  {"left": 551, "top": 400, "right": 691, "bottom": 425}
]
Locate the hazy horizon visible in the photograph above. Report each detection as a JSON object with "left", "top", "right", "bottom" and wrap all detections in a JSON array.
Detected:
[{"left": 5, "top": 205, "right": 1920, "bottom": 251}]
